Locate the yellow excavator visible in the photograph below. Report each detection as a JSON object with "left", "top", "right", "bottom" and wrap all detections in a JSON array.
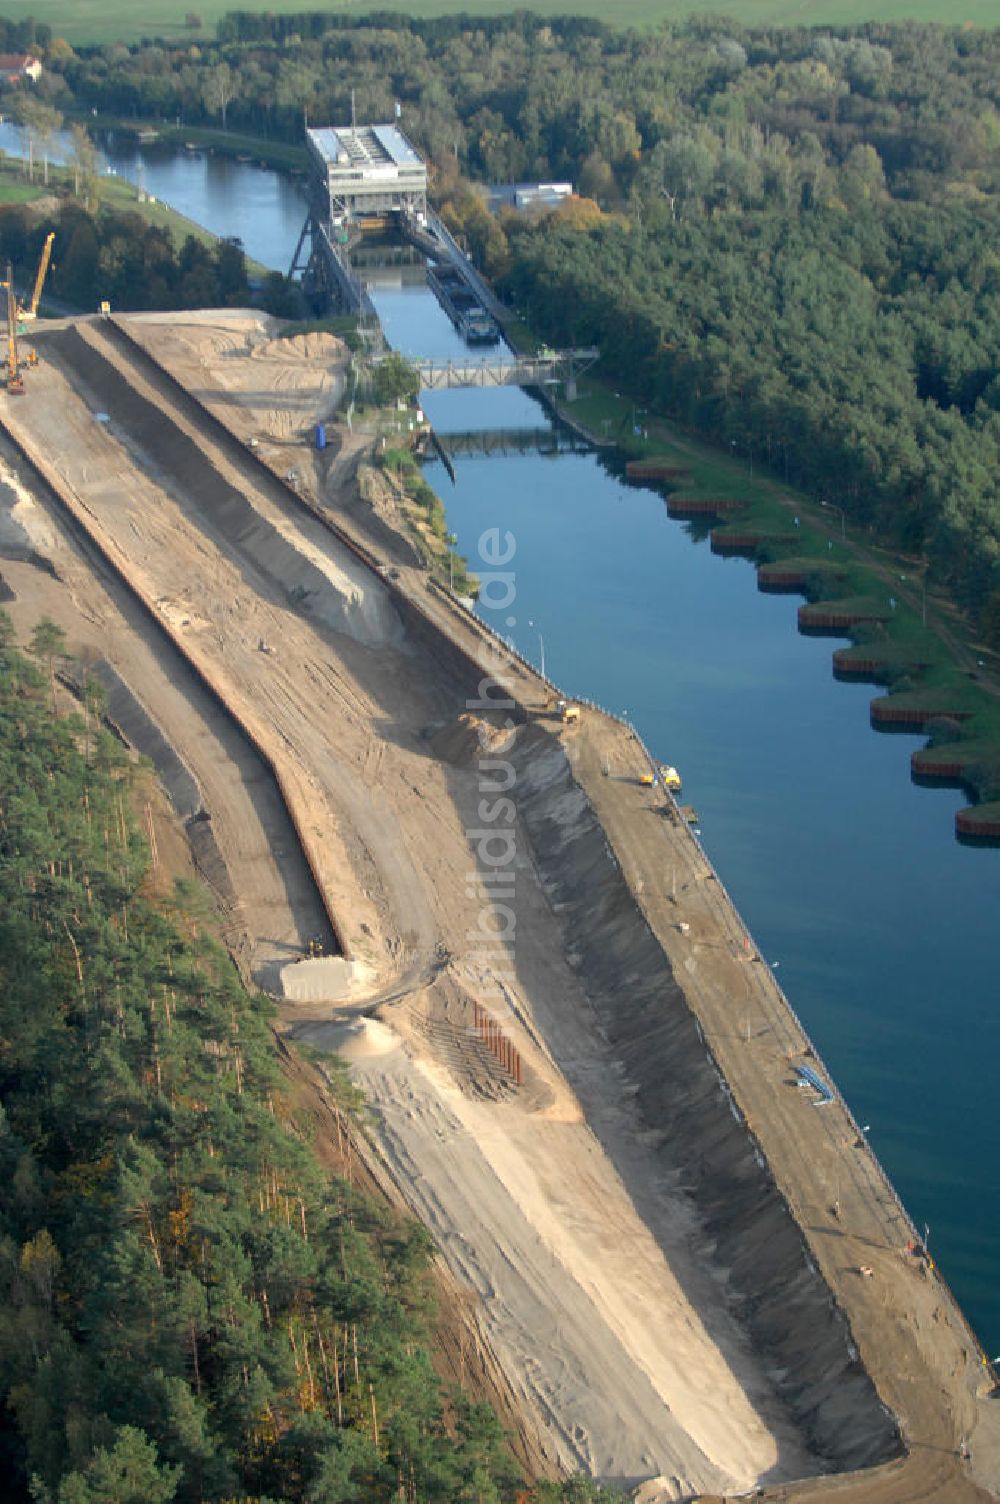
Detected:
[
  {"left": 19, "top": 232, "right": 54, "bottom": 324},
  {"left": 3, "top": 263, "right": 24, "bottom": 395}
]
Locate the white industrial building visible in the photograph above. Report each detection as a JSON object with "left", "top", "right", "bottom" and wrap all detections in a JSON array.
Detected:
[
  {"left": 306, "top": 124, "right": 427, "bottom": 226},
  {"left": 487, "top": 182, "right": 574, "bottom": 214}
]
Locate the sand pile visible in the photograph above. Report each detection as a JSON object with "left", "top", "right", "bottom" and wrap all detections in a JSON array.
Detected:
[
  {"left": 279, "top": 955, "right": 374, "bottom": 1004},
  {"left": 255, "top": 331, "right": 345, "bottom": 364},
  {"left": 119, "top": 313, "right": 347, "bottom": 444},
  {"left": 430, "top": 713, "right": 518, "bottom": 766},
  {"left": 0, "top": 459, "right": 59, "bottom": 558},
  {"left": 292, "top": 1016, "right": 401, "bottom": 1060}
]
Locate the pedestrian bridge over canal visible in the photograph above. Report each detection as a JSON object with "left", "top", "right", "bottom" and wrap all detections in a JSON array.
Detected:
[{"left": 374, "top": 348, "right": 599, "bottom": 393}]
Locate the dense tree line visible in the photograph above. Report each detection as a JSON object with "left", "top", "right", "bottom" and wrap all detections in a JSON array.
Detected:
[
  {"left": 0, "top": 15, "right": 50, "bottom": 52},
  {"left": 6, "top": 12, "right": 1000, "bottom": 206},
  {"left": 0, "top": 203, "right": 249, "bottom": 312},
  {"left": 3, "top": 9, "right": 999, "bottom": 626},
  {"left": 500, "top": 199, "right": 1000, "bottom": 636},
  {"left": 0, "top": 614, "right": 531, "bottom": 1503}
]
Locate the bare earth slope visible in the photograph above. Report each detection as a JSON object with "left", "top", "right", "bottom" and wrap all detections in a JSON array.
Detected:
[{"left": 0, "top": 313, "right": 996, "bottom": 1503}]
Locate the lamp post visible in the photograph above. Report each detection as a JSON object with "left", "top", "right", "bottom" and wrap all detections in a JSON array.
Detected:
[
  {"left": 528, "top": 619, "right": 545, "bottom": 679},
  {"left": 730, "top": 437, "right": 753, "bottom": 479},
  {"left": 899, "top": 568, "right": 929, "bottom": 626},
  {"left": 821, "top": 500, "right": 846, "bottom": 540}
]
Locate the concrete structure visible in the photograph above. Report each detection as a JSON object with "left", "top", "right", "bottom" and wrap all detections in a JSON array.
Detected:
[
  {"left": 292, "top": 121, "right": 428, "bottom": 313},
  {"left": 293, "top": 123, "right": 583, "bottom": 386},
  {"left": 305, "top": 123, "right": 427, "bottom": 226}
]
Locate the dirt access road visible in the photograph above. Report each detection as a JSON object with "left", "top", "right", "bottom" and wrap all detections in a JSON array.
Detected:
[{"left": 1, "top": 311, "right": 997, "bottom": 1503}]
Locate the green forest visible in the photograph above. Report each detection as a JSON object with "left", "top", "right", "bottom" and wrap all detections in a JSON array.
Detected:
[
  {"left": 6, "top": 9, "right": 1000, "bottom": 1494},
  {"left": 3, "top": 10, "right": 1000, "bottom": 640},
  {"left": 0, "top": 203, "right": 251, "bottom": 312},
  {"left": 1, "top": 9, "right": 999, "bottom": 1493},
  {"left": 499, "top": 200, "right": 1000, "bottom": 635},
  {"left": 0, "top": 614, "right": 594, "bottom": 1503}
]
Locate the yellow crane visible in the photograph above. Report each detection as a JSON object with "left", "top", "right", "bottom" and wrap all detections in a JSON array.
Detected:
[
  {"left": 3, "top": 262, "right": 25, "bottom": 395},
  {"left": 19, "top": 232, "right": 55, "bottom": 323}
]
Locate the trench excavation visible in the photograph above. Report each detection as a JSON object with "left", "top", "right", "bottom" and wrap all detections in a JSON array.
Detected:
[
  {"left": 0, "top": 443, "right": 338, "bottom": 982},
  {"left": 8, "top": 317, "right": 987, "bottom": 1499}
]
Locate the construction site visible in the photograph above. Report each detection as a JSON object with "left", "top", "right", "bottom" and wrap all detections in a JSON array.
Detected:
[{"left": 1, "top": 305, "right": 999, "bottom": 1503}]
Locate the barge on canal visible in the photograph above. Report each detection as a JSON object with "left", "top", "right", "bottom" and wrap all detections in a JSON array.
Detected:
[{"left": 426, "top": 262, "right": 500, "bottom": 345}]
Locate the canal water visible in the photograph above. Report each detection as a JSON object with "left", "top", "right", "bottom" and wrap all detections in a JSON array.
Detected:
[{"left": 8, "top": 134, "right": 998, "bottom": 1358}]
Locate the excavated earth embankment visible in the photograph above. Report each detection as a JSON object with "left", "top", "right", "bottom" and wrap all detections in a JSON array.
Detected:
[
  {"left": 5, "top": 314, "right": 997, "bottom": 1503},
  {"left": 509, "top": 728, "right": 897, "bottom": 1471},
  {"left": 0, "top": 458, "right": 337, "bottom": 985},
  {"left": 49, "top": 324, "right": 404, "bottom": 651}
]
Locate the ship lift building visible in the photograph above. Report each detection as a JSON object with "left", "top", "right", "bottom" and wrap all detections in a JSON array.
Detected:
[{"left": 305, "top": 123, "right": 428, "bottom": 227}]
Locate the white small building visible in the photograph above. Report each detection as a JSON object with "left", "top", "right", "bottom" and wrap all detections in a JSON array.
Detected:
[
  {"left": 306, "top": 123, "right": 427, "bottom": 226},
  {"left": 0, "top": 53, "right": 42, "bottom": 85}
]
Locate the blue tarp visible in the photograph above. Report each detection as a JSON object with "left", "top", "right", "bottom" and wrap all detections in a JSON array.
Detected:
[{"left": 793, "top": 1063, "right": 834, "bottom": 1103}]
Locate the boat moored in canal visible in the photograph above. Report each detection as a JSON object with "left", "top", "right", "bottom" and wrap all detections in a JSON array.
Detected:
[{"left": 427, "top": 262, "right": 500, "bottom": 346}]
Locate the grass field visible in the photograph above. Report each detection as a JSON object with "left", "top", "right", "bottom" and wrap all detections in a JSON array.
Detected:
[
  {"left": 19, "top": 0, "right": 1000, "bottom": 47},
  {"left": 0, "top": 177, "right": 48, "bottom": 205},
  {"left": 0, "top": 156, "right": 271, "bottom": 273}
]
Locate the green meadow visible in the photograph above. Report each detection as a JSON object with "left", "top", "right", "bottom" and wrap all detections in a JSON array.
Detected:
[
  {"left": 18, "top": 0, "right": 1000, "bottom": 48},
  {"left": 0, "top": 155, "right": 272, "bottom": 274}
]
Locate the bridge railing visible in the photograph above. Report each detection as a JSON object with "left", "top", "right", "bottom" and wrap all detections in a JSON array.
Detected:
[{"left": 371, "top": 349, "right": 599, "bottom": 392}]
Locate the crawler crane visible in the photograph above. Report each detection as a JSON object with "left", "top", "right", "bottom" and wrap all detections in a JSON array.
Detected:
[
  {"left": 3, "top": 263, "right": 24, "bottom": 395},
  {"left": 19, "top": 232, "right": 54, "bottom": 324}
]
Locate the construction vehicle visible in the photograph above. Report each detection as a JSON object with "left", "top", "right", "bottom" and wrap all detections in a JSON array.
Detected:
[
  {"left": 18, "top": 232, "right": 54, "bottom": 324},
  {"left": 3, "top": 263, "right": 24, "bottom": 395},
  {"left": 640, "top": 771, "right": 658, "bottom": 787},
  {"left": 660, "top": 764, "right": 683, "bottom": 793},
  {"left": 557, "top": 700, "right": 581, "bottom": 724}
]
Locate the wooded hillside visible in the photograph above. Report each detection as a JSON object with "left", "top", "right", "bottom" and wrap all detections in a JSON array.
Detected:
[
  {"left": 0, "top": 615, "right": 528, "bottom": 1503},
  {"left": 499, "top": 200, "right": 1000, "bottom": 636}
]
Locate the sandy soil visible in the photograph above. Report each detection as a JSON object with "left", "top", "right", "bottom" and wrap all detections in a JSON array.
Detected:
[
  {"left": 122, "top": 308, "right": 372, "bottom": 531},
  {"left": 0, "top": 317, "right": 827, "bottom": 1499},
  {"left": 119, "top": 309, "right": 346, "bottom": 443},
  {"left": 4, "top": 313, "right": 997, "bottom": 1503},
  {"left": 0, "top": 453, "right": 332, "bottom": 982}
]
